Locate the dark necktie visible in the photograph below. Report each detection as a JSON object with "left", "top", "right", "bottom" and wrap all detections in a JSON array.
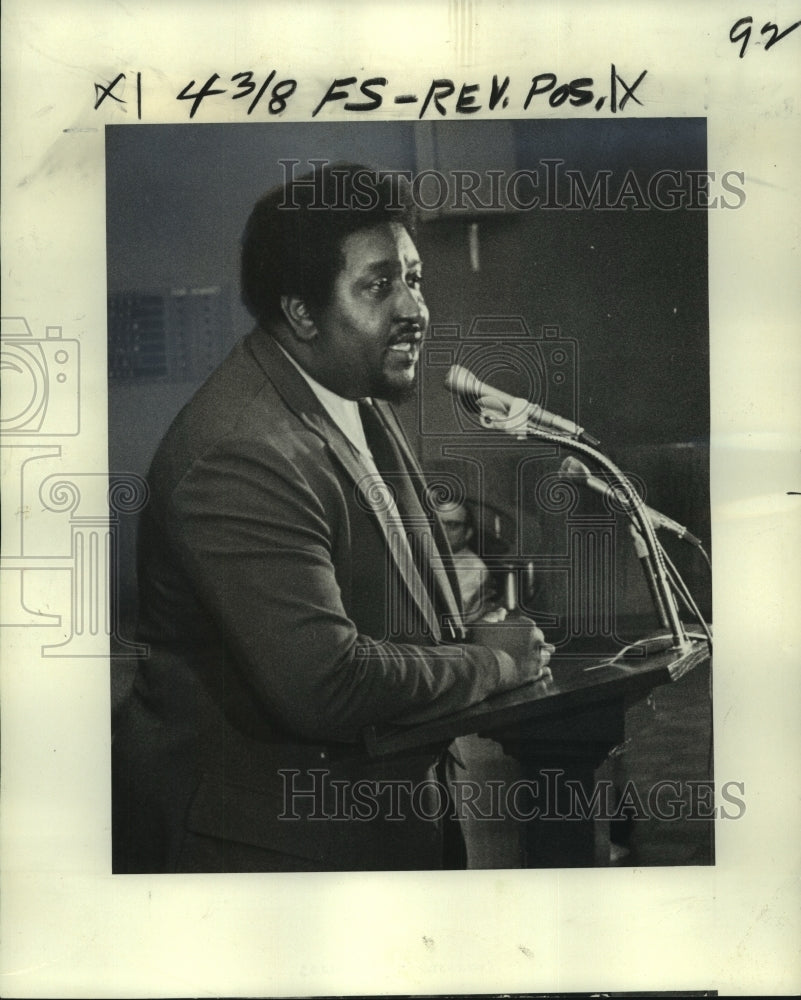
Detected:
[
  {"left": 358, "top": 401, "right": 431, "bottom": 530},
  {"left": 358, "top": 400, "right": 462, "bottom": 640}
]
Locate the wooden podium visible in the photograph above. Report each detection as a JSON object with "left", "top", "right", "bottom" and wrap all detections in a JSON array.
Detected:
[{"left": 365, "top": 634, "right": 711, "bottom": 868}]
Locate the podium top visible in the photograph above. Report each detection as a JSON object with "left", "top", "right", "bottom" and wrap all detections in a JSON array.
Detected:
[{"left": 364, "top": 633, "right": 711, "bottom": 758}]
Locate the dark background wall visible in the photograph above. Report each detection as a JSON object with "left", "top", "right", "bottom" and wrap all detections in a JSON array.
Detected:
[{"left": 107, "top": 119, "right": 711, "bottom": 648}]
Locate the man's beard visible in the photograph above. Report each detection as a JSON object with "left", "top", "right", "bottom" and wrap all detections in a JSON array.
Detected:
[{"left": 370, "top": 369, "right": 419, "bottom": 405}]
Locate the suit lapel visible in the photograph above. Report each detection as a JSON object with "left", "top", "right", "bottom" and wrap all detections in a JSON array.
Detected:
[
  {"left": 247, "top": 332, "right": 445, "bottom": 640},
  {"left": 248, "top": 331, "right": 369, "bottom": 487}
]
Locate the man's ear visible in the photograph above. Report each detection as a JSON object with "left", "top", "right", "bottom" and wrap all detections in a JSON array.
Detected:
[{"left": 280, "top": 295, "right": 318, "bottom": 343}]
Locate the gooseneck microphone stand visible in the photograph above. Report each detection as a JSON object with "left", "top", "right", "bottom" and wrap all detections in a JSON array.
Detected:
[{"left": 474, "top": 398, "right": 700, "bottom": 654}]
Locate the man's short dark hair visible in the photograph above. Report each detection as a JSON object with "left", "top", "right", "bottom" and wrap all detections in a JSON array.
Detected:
[{"left": 241, "top": 161, "right": 417, "bottom": 329}]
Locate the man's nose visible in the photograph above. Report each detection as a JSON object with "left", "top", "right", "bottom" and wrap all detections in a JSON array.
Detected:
[{"left": 395, "top": 282, "right": 428, "bottom": 325}]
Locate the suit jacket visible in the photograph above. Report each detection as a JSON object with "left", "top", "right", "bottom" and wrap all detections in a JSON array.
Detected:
[{"left": 112, "top": 330, "right": 523, "bottom": 872}]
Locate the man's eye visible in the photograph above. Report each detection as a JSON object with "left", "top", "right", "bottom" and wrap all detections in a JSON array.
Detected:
[
  {"left": 369, "top": 277, "right": 390, "bottom": 293},
  {"left": 408, "top": 273, "right": 423, "bottom": 288}
]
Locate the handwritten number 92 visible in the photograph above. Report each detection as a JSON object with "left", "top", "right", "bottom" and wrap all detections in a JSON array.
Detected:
[{"left": 730, "top": 16, "right": 801, "bottom": 58}]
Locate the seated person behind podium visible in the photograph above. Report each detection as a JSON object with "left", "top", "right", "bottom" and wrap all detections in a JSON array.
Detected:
[
  {"left": 435, "top": 499, "right": 501, "bottom": 625},
  {"left": 112, "top": 162, "right": 553, "bottom": 873}
]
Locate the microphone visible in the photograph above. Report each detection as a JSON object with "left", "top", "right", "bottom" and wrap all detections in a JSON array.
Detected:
[
  {"left": 560, "top": 456, "right": 703, "bottom": 547},
  {"left": 445, "top": 364, "right": 600, "bottom": 446},
  {"left": 628, "top": 523, "right": 670, "bottom": 629}
]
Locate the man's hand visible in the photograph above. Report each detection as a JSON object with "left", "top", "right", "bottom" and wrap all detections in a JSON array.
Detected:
[{"left": 470, "top": 612, "right": 554, "bottom": 683}]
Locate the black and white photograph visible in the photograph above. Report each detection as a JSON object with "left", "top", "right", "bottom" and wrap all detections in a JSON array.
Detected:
[
  {"left": 1, "top": 2, "right": 799, "bottom": 996},
  {"left": 107, "top": 120, "right": 715, "bottom": 875}
]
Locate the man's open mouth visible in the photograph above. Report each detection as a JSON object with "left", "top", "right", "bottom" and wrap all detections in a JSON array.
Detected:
[{"left": 388, "top": 329, "right": 423, "bottom": 356}]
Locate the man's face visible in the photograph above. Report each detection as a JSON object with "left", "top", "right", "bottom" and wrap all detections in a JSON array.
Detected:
[
  {"left": 306, "top": 222, "right": 428, "bottom": 402},
  {"left": 439, "top": 505, "right": 473, "bottom": 554}
]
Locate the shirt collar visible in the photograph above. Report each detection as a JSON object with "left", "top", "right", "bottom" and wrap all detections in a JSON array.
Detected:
[{"left": 274, "top": 341, "right": 371, "bottom": 457}]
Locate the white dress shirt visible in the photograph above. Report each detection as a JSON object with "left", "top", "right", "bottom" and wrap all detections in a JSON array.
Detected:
[{"left": 275, "top": 341, "right": 373, "bottom": 458}]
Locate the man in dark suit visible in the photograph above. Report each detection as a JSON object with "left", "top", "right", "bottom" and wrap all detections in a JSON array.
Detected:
[{"left": 112, "top": 162, "right": 553, "bottom": 873}]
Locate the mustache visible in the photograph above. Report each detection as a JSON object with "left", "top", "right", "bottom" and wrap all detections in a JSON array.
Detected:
[{"left": 389, "top": 321, "right": 426, "bottom": 346}]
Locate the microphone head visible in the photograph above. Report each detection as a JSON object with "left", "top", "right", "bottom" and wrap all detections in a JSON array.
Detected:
[{"left": 444, "top": 364, "right": 480, "bottom": 397}]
